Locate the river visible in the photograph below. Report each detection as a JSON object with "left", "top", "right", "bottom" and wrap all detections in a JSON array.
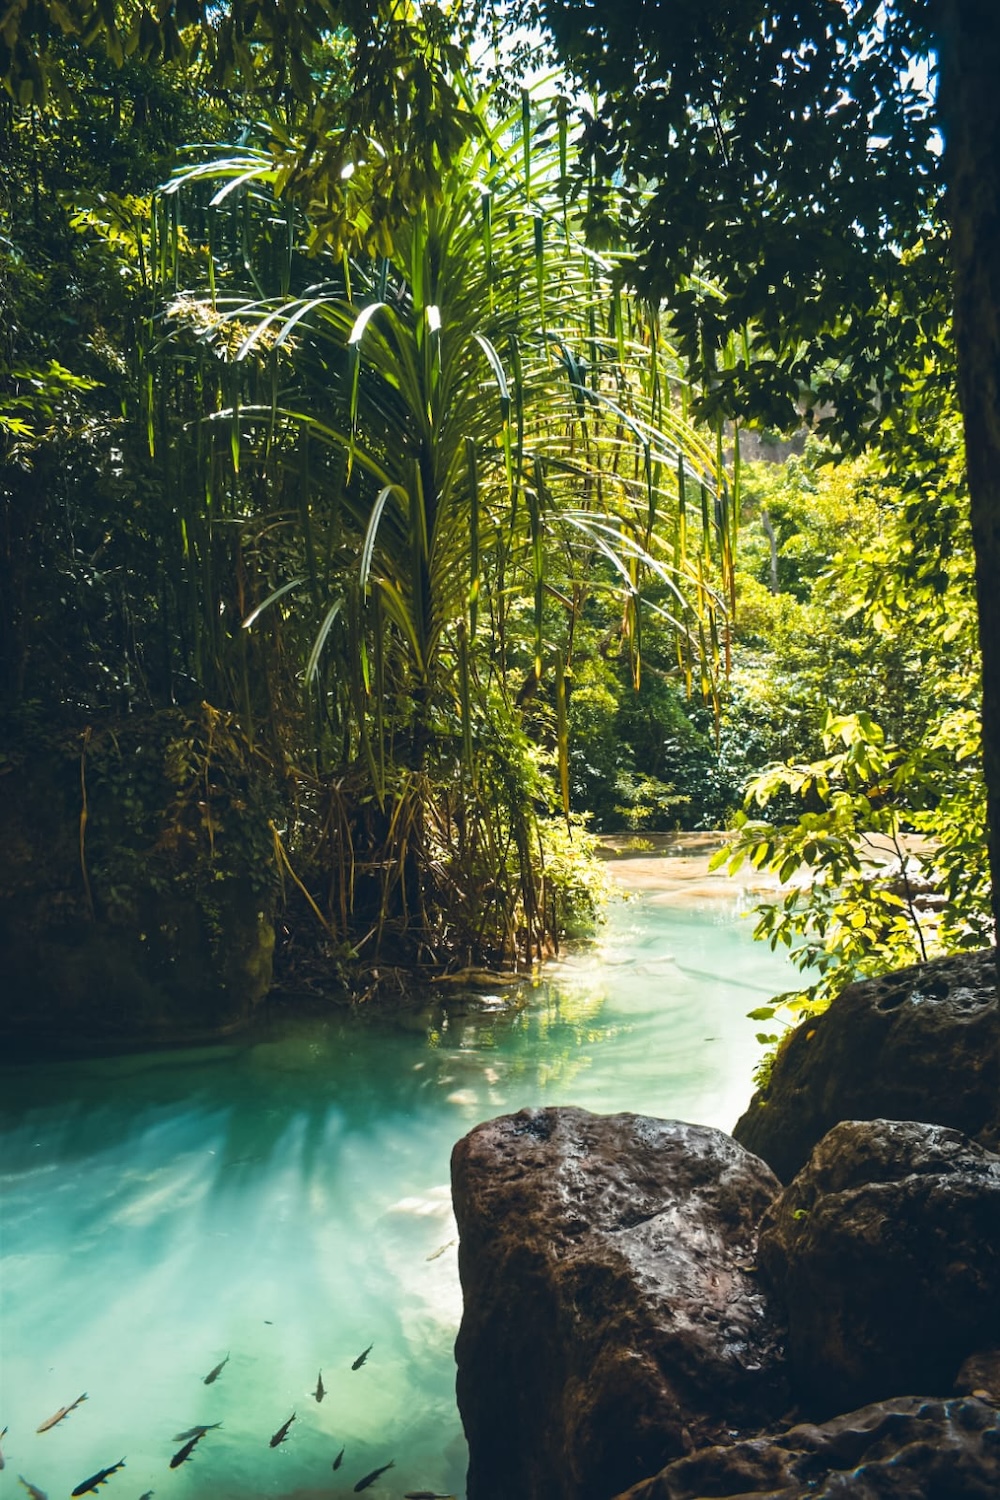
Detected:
[{"left": 0, "top": 846, "right": 801, "bottom": 1500}]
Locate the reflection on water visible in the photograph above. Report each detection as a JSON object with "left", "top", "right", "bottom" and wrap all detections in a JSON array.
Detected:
[{"left": 0, "top": 884, "right": 800, "bottom": 1499}]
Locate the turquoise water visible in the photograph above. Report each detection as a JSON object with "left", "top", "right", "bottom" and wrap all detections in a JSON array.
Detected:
[{"left": 0, "top": 881, "right": 800, "bottom": 1500}]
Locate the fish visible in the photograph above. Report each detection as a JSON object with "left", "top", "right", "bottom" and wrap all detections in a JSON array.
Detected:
[
  {"left": 0, "top": 1425, "right": 7, "bottom": 1469},
  {"left": 139, "top": 1493, "right": 154, "bottom": 1499},
  {"left": 425, "top": 1240, "right": 456, "bottom": 1262},
  {"left": 353, "top": 1461, "right": 394, "bottom": 1492},
  {"left": 169, "top": 1433, "right": 204, "bottom": 1469},
  {"left": 202, "top": 1354, "right": 229, "bottom": 1385},
  {"left": 37, "top": 1392, "right": 88, "bottom": 1433},
  {"left": 268, "top": 1413, "right": 295, "bottom": 1448},
  {"left": 71, "top": 1458, "right": 126, "bottom": 1495},
  {"left": 18, "top": 1477, "right": 48, "bottom": 1500},
  {"left": 171, "top": 1424, "right": 222, "bottom": 1442},
  {"left": 313, "top": 1370, "right": 325, "bottom": 1403},
  {"left": 332, "top": 1447, "right": 345, "bottom": 1470},
  {"left": 351, "top": 1342, "right": 373, "bottom": 1370}
]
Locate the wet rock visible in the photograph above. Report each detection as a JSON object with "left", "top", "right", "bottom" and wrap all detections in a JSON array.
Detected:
[
  {"left": 756, "top": 1119, "right": 1000, "bottom": 1416},
  {"left": 733, "top": 948, "right": 999, "bottom": 1181},
  {"left": 451, "top": 1107, "right": 787, "bottom": 1500},
  {"left": 613, "top": 1394, "right": 1000, "bottom": 1499}
]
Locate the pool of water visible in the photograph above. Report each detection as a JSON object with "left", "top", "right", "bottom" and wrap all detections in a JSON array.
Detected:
[{"left": 0, "top": 877, "right": 800, "bottom": 1500}]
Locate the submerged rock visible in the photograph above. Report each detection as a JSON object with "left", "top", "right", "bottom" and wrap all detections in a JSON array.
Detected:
[
  {"left": 451, "top": 1107, "right": 787, "bottom": 1500},
  {"left": 757, "top": 1118, "right": 1000, "bottom": 1416},
  {"left": 613, "top": 1394, "right": 1000, "bottom": 1499},
  {"left": 733, "top": 948, "right": 999, "bottom": 1182}
]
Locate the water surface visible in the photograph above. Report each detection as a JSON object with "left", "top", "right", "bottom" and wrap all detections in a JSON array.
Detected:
[{"left": 0, "top": 871, "right": 799, "bottom": 1500}]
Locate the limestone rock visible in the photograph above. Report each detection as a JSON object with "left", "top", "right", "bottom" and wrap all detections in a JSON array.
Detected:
[
  {"left": 451, "top": 1107, "right": 787, "bottom": 1500},
  {"left": 733, "top": 948, "right": 999, "bottom": 1182},
  {"left": 757, "top": 1118, "right": 1000, "bottom": 1415},
  {"left": 614, "top": 1394, "right": 1000, "bottom": 1499}
]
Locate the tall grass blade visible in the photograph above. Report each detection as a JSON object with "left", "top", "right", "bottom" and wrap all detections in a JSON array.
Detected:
[{"left": 305, "top": 597, "right": 344, "bottom": 684}]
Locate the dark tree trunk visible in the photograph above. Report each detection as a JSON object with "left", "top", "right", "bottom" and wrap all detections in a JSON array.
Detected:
[{"left": 936, "top": 0, "right": 1000, "bottom": 978}]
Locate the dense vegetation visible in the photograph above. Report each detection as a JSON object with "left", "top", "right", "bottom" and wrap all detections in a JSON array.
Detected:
[
  {"left": 1, "top": 28, "right": 737, "bottom": 999},
  {"left": 488, "top": 0, "right": 1000, "bottom": 962},
  {"left": 1, "top": 0, "right": 994, "bottom": 1019}
]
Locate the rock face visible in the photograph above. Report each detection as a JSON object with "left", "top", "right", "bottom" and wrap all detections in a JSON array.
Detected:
[
  {"left": 733, "top": 948, "right": 999, "bottom": 1181},
  {"left": 451, "top": 1107, "right": 787, "bottom": 1500},
  {"left": 756, "top": 1119, "right": 1000, "bottom": 1416},
  {"left": 0, "top": 710, "right": 278, "bottom": 1053},
  {"left": 614, "top": 1395, "right": 1000, "bottom": 1499}
]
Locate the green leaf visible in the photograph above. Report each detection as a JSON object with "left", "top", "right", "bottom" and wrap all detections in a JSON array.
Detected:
[
  {"left": 242, "top": 576, "right": 307, "bottom": 629},
  {"left": 305, "top": 597, "right": 344, "bottom": 684}
]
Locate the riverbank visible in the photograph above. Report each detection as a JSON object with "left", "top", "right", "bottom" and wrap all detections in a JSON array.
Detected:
[
  {"left": 598, "top": 832, "right": 748, "bottom": 900},
  {"left": 598, "top": 828, "right": 933, "bottom": 900}
]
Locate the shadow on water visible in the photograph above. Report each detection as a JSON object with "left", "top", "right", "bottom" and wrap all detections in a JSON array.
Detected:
[{"left": 0, "top": 882, "right": 804, "bottom": 1499}]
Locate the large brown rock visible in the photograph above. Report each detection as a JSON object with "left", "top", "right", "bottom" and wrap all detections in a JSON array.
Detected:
[
  {"left": 733, "top": 948, "right": 999, "bottom": 1182},
  {"left": 756, "top": 1118, "right": 1000, "bottom": 1416},
  {"left": 614, "top": 1394, "right": 1000, "bottom": 1499},
  {"left": 451, "top": 1107, "right": 788, "bottom": 1500}
]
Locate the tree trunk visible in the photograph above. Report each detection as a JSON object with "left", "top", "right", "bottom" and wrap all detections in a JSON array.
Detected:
[{"left": 936, "top": 0, "right": 1000, "bottom": 976}]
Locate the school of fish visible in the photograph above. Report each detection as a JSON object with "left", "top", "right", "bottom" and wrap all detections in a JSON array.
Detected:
[{"left": 0, "top": 1339, "right": 442, "bottom": 1496}]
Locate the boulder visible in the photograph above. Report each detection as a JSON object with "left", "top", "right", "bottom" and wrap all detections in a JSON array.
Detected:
[
  {"left": 733, "top": 948, "right": 999, "bottom": 1182},
  {"left": 756, "top": 1118, "right": 1000, "bottom": 1415},
  {"left": 613, "top": 1394, "right": 1000, "bottom": 1499},
  {"left": 451, "top": 1107, "right": 788, "bottom": 1500}
]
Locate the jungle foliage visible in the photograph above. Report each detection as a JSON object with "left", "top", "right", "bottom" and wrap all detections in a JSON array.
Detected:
[
  {"left": 458, "top": 0, "right": 997, "bottom": 1028},
  {"left": 1, "top": 27, "right": 738, "bottom": 987},
  {"left": 486, "top": 0, "right": 1000, "bottom": 957},
  {"left": 713, "top": 399, "right": 989, "bottom": 1024},
  {"left": 2, "top": 0, "right": 994, "bottom": 1012},
  {"left": 147, "top": 83, "right": 738, "bottom": 971}
]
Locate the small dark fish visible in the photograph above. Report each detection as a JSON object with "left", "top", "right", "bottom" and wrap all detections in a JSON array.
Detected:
[
  {"left": 269, "top": 1413, "right": 295, "bottom": 1448},
  {"left": 171, "top": 1424, "right": 221, "bottom": 1442},
  {"left": 18, "top": 1477, "right": 48, "bottom": 1500},
  {"left": 169, "top": 1433, "right": 204, "bottom": 1469},
  {"left": 313, "top": 1370, "right": 325, "bottom": 1403},
  {"left": 332, "top": 1447, "right": 345, "bottom": 1470},
  {"left": 351, "top": 1342, "right": 373, "bottom": 1370},
  {"left": 37, "top": 1391, "right": 88, "bottom": 1433},
  {"left": 0, "top": 1425, "right": 7, "bottom": 1470},
  {"left": 203, "top": 1354, "right": 229, "bottom": 1385},
  {"left": 139, "top": 1492, "right": 154, "bottom": 1499},
  {"left": 71, "top": 1458, "right": 126, "bottom": 1496},
  {"left": 354, "top": 1461, "right": 394, "bottom": 1492}
]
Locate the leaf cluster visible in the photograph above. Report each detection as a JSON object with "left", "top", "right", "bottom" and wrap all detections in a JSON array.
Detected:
[{"left": 487, "top": 0, "right": 949, "bottom": 450}]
